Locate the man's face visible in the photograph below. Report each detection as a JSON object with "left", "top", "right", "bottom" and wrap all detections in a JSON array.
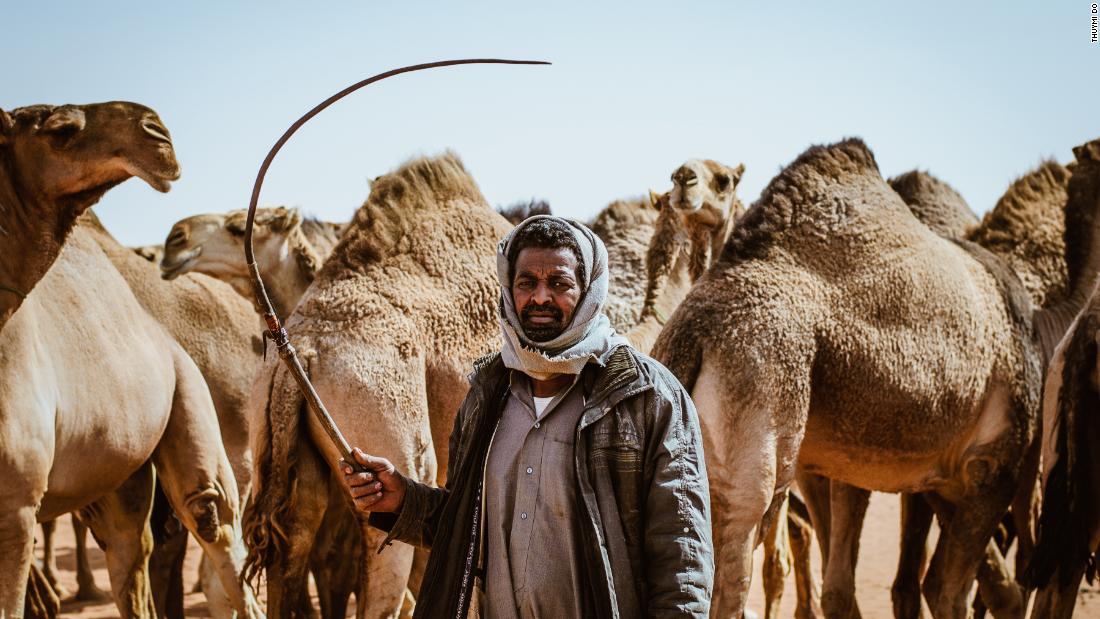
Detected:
[{"left": 511, "top": 246, "right": 582, "bottom": 342}]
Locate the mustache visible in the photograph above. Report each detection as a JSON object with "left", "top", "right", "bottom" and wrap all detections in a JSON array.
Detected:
[{"left": 520, "top": 302, "right": 564, "bottom": 322}]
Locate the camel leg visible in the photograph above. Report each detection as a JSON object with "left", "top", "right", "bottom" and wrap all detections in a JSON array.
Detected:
[
  {"left": 152, "top": 349, "right": 262, "bottom": 619},
  {"left": 761, "top": 494, "right": 791, "bottom": 619},
  {"left": 312, "top": 477, "right": 362, "bottom": 619},
  {"left": 263, "top": 437, "right": 328, "bottom": 619},
  {"left": 796, "top": 471, "right": 832, "bottom": 570},
  {"left": 38, "top": 520, "right": 68, "bottom": 599},
  {"left": 820, "top": 481, "right": 868, "bottom": 619},
  {"left": 80, "top": 462, "right": 157, "bottom": 619},
  {"left": 0, "top": 505, "right": 37, "bottom": 618},
  {"left": 25, "top": 562, "right": 61, "bottom": 619},
  {"left": 892, "top": 493, "right": 934, "bottom": 619},
  {"left": 922, "top": 482, "right": 1018, "bottom": 619},
  {"left": 786, "top": 493, "right": 823, "bottom": 619},
  {"left": 1030, "top": 562, "right": 1087, "bottom": 619},
  {"left": 974, "top": 539, "right": 1023, "bottom": 618},
  {"left": 355, "top": 523, "right": 415, "bottom": 619},
  {"left": 148, "top": 483, "right": 187, "bottom": 619},
  {"left": 72, "top": 515, "right": 109, "bottom": 601}
]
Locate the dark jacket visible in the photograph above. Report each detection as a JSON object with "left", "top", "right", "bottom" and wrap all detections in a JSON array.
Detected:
[{"left": 369, "top": 345, "right": 713, "bottom": 618}]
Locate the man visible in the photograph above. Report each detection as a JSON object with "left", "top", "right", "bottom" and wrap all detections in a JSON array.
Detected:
[{"left": 342, "top": 216, "right": 713, "bottom": 618}]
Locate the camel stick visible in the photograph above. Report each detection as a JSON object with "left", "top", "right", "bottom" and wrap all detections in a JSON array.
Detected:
[{"left": 245, "top": 59, "right": 550, "bottom": 472}]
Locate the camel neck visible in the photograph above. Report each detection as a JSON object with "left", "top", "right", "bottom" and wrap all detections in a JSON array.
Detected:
[
  {"left": 262, "top": 242, "right": 312, "bottom": 318},
  {"left": 0, "top": 153, "right": 71, "bottom": 329}
]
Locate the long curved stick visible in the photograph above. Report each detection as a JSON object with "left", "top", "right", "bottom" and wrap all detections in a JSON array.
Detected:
[{"left": 245, "top": 58, "right": 550, "bottom": 471}]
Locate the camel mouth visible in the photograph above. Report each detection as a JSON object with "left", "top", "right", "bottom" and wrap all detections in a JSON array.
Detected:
[{"left": 160, "top": 248, "right": 200, "bottom": 280}]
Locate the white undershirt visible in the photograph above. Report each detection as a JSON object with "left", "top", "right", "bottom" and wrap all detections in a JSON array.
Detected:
[{"left": 533, "top": 396, "right": 554, "bottom": 419}]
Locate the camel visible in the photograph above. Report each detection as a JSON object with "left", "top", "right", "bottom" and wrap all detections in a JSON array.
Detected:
[
  {"left": 1020, "top": 138, "right": 1100, "bottom": 618},
  {"left": 889, "top": 169, "right": 979, "bottom": 239},
  {"left": 623, "top": 159, "right": 828, "bottom": 619},
  {"left": 496, "top": 198, "right": 550, "bottom": 224},
  {"left": 79, "top": 211, "right": 264, "bottom": 619},
  {"left": 626, "top": 159, "right": 745, "bottom": 353},
  {"left": 0, "top": 101, "right": 261, "bottom": 618},
  {"left": 160, "top": 206, "right": 344, "bottom": 318},
  {"left": 243, "top": 152, "right": 513, "bottom": 618},
  {"left": 158, "top": 205, "right": 362, "bottom": 618},
  {"left": 133, "top": 244, "right": 164, "bottom": 263},
  {"left": 652, "top": 138, "right": 1044, "bottom": 619},
  {"left": 589, "top": 193, "right": 662, "bottom": 332}
]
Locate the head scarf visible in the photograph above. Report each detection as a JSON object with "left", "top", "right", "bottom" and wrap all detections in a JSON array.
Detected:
[{"left": 497, "top": 216, "right": 628, "bottom": 380}]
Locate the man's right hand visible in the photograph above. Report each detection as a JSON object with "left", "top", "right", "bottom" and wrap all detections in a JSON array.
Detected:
[{"left": 340, "top": 448, "right": 407, "bottom": 514}]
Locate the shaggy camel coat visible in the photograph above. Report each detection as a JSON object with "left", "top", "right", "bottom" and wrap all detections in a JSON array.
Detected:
[
  {"left": 244, "top": 152, "right": 512, "bottom": 619},
  {"left": 654, "top": 139, "right": 1040, "bottom": 619}
]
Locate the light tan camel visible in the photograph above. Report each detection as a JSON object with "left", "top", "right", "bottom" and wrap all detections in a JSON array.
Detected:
[
  {"left": 133, "top": 244, "right": 164, "bottom": 263},
  {"left": 80, "top": 211, "right": 264, "bottom": 618},
  {"left": 0, "top": 101, "right": 261, "bottom": 618},
  {"left": 243, "top": 152, "right": 512, "bottom": 618},
  {"left": 626, "top": 159, "right": 744, "bottom": 353},
  {"left": 589, "top": 193, "right": 662, "bottom": 332},
  {"left": 160, "top": 206, "right": 343, "bottom": 318},
  {"left": 653, "top": 139, "right": 1043, "bottom": 619},
  {"left": 1019, "top": 138, "right": 1100, "bottom": 619},
  {"left": 158, "top": 205, "right": 361, "bottom": 618}
]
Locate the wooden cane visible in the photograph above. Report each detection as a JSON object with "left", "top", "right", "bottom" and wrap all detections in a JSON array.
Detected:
[{"left": 244, "top": 59, "right": 550, "bottom": 471}]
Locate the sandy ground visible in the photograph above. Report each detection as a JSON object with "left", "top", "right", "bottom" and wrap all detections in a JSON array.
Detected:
[{"left": 39, "top": 492, "right": 1100, "bottom": 618}]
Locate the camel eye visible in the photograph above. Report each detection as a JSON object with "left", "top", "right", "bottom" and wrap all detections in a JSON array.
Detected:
[{"left": 166, "top": 229, "right": 186, "bottom": 246}]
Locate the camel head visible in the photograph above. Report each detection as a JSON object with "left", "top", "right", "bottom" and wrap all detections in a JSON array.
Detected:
[
  {"left": 160, "top": 206, "right": 304, "bottom": 282},
  {"left": 668, "top": 159, "right": 745, "bottom": 227},
  {"left": 0, "top": 101, "right": 179, "bottom": 212},
  {"left": 132, "top": 244, "right": 164, "bottom": 263}
]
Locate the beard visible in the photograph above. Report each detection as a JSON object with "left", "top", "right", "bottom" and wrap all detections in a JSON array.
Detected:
[{"left": 520, "top": 301, "right": 567, "bottom": 342}]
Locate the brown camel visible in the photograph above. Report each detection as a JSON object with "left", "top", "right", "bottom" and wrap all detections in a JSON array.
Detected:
[
  {"left": 589, "top": 193, "right": 662, "bottom": 332},
  {"left": 624, "top": 159, "right": 826, "bottom": 619},
  {"left": 243, "top": 152, "right": 512, "bottom": 618},
  {"left": 0, "top": 101, "right": 261, "bottom": 618},
  {"left": 133, "top": 243, "right": 164, "bottom": 263},
  {"left": 160, "top": 206, "right": 344, "bottom": 318},
  {"left": 653, "top": 139, "right": 1043, "bottom": 619},
  {"left": 889, "top": 169, "right": 979, "bottom": 239},
  {"left": 1021, "top": 138, "right": 1100, "bottom": 618}
]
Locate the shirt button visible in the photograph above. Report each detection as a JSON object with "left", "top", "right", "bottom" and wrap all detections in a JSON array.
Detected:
[
  {"left": 533, "top": 422, "right": 541, "bottom": 429},
  {"left": 521, "top": 512, "right": 528, "bottom": 520},
  {"left": 683, "top": 527, "right": 690, "bottom": 533},
  {"left": 526, "top": 467, "right": 533, "bottom": 475}
]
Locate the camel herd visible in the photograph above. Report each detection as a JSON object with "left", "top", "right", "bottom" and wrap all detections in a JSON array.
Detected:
[{"left": 1, "top": 98, "right": 1098, "bottom": 619}]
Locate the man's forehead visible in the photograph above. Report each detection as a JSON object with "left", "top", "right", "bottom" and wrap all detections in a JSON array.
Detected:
[{"left": 514, "top": 246, "right": 578, "bottom": 273}]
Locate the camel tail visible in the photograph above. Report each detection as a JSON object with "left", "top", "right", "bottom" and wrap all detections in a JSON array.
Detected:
[
  {"left": 1026, "top": 312, "right": 1100, "bottom": 588},
  {"left": 241, "top": 358, "right": 308, "bottom": 587}
]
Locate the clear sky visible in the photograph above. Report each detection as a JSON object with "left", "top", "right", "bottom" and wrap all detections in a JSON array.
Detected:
[{"left": 5, "top": 1, "right": 1099, "bottom": 246}]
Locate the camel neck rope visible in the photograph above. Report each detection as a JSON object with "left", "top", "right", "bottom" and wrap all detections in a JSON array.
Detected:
[
  {"left": 243, "top": 58, "right": 550, "bottom": 473},
  {"left": 0, "top": 283, "right": 26, "bottom": 299}
]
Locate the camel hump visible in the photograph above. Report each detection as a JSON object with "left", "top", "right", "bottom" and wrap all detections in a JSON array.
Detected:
[
  {"left": 888, "top": 170, "right": 977, "bottom": 238},
  {"left": 722, "top": 138, "right": 881, "bottom": 263}
]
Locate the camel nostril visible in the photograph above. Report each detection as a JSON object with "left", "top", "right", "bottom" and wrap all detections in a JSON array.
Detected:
[
  {"left": 141, "top": 119, "right": 171, "bottom": 143},
  {"left": 673, "top": 166, "right": 698, "bottom": 188}
]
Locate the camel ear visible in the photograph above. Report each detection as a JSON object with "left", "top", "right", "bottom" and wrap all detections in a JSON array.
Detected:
[
  {"left": 40, "top": 106, "right": 86, "bottom": 141},
  {"left": 731, "top": 163, "right": 746, "bottom": 186},
  {"left": 271, "top": 207, "right": 303, "bottom": 232},
  {"left": 0, "top": 109, "right": 12, "bottom": 145},
  {"left": 1073, "top": 140, "right": 1100, "bottom": 163},
  {"left": 649, "top": 190, "right": 663, "bottom": 210}
]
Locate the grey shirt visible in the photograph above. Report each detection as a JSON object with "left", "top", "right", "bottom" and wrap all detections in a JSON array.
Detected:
[{"left": 481, "top": 371, "right": 590, "bottom": 619}]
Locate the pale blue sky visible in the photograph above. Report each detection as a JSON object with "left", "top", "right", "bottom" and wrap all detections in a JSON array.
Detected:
[{"left": 5, "top": 2, "right": 1099, "bottom": 246}]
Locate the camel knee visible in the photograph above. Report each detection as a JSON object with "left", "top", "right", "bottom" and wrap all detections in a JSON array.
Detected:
[{"left": 185, "top": 487, "right": 224, "bottom": 543}]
